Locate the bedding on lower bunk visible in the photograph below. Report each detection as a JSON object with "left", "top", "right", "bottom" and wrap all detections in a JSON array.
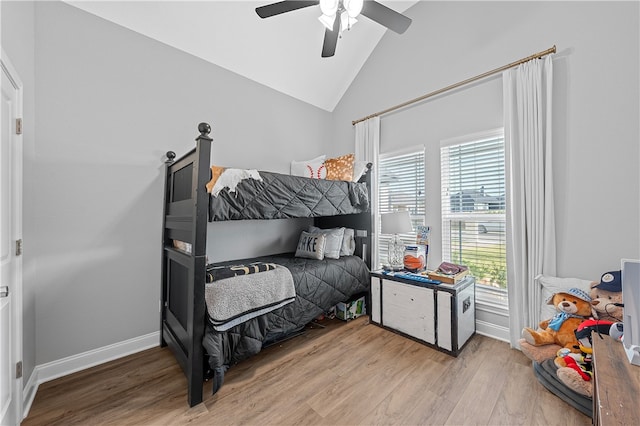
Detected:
[
  {"left": 205, "top": 264, "right": 296, "bottom": 332},
  {"left": 201, "top": 252, "right": 370, "bottom": 394},
  {"left": 209, "top": 171, "right": 369, "bottom": 221}
]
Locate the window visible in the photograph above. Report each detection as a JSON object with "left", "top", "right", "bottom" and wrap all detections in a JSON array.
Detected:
[
  {"left": 377, "top": 148, "right": 425, "bottom": 267},
  {"left": 441, "top": 130, "right": 507, "bottom": 293}
]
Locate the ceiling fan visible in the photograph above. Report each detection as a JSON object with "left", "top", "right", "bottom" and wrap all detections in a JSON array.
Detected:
[{"left": 255, "top": 0, "right": 412, "bottom": 58}]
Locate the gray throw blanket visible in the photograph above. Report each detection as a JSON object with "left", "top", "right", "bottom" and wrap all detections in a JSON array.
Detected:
[
  {"left": 206, "top": 262, "right": 277, "bottom": 283},
  {"left": 205, "top": 265, "right": 295, "bottom": 331}
]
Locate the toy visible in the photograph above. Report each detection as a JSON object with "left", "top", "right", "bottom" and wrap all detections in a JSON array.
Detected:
[
  {"left": 554, "top": 319, "right": 613, "bottom": 397},
  {"left": 590, "top": 271, "right": 624, "bottom": 322},
  {"left": 522, "top": 287, "right": 593, "bottom": 353},
  {"left": 519, "top": 338, "right": 561, "bottom": 363},
  {"left": 609, "top": 322, "right": 624, "bottom": 341}
]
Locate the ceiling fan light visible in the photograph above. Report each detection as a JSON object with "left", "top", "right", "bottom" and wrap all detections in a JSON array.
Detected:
[
  {"left": 339, "top": 11, "right": 357, "bottom": 32},
  {"left": 343, "top": 0, "right": 364, "bottom": 18},
  {"left": 318, "top": 13, "right": 337, "bottom": 31},
  {"left": 319, "top": 0, "right": 339, "bottom": 16}
]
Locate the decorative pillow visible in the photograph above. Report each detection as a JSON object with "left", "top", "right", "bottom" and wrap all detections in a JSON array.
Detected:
[
  {"left": 325, "top": 153, "right": 354, "bottom": 181},
  {"left": 307, "top": 226, "right": 345, "bottom": 259},
  {"left": 291, "top": 155, "right": 327, "bottom": 179},
  {"left": 342, "top": 228, "right": 356, "bottom": 256},
  {"left": 308, "top": 226, "right": 355, "bottom": 257},
  {"left": 206, "top": 165, "right": 226, "bottom": 193},
  {"left": 352, "top": 160, "right": 369, "bottom": 182},
  {"left": 295, "top": 231, "right": 326, "bottom": 260},
  {"left": 537, "top": 274, "right": 594, "bottom": 321}
]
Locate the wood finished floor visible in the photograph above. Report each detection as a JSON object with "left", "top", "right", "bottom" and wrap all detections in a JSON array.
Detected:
[{"left": 23, "top": 317, "right": 591, "bottom": 425}]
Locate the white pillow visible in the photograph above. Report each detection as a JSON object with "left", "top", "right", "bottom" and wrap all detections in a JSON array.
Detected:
[
  {"left": 309, "top": 226, "right": 355, "bottom": 257},
  {"left": 537, "top": 274, "right": 594, "bottom": 321},
  {"left": 352, "top": 160, "right": 369, "bottom": 182},
  {"left": 295, "top": 231, "right": 326, "bottom": 260},
  {"left": 290, "top": 155, "right": 326, "bottom": 179},
  {"left": 307, "top": 226, "right": 345, "bottom": 259},
  {"left": 341, "top": 228, "right": 356, "bottom": 256}
]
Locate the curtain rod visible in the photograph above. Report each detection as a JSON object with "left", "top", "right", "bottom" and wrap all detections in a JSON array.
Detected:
[{"left": 352, "top": 45, "right": 557, "bottom": 126}]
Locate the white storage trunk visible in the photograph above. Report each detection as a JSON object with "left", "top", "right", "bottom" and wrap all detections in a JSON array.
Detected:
[
  {"left": 370, "top": 272, "right": 475, "bottom": 356},
  {"left": 436, "top": 283, "right": 475, "bottom": 352},
  {"left": 382, "top": 281, "right": 435, "bottom": 344}
]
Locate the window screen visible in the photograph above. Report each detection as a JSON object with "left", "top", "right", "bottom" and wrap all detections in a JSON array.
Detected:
[
  {"left": 377, "top": 148, "right": 425, "bottom": 267},
  {"left": 441, "top": 132, "right": 507, "bottom": 290}
]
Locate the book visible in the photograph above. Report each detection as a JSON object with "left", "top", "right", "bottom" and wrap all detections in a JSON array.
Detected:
[
  {"left": 416, "top": 225, "right": 431, "bottom": 246},
  {"left": 426, "top": 268, "right": 470, "bottom": 285}
]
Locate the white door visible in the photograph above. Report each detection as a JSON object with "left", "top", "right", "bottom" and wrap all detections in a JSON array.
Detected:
[{"left": 1, "top": 52, "right": 23, "bottom": 426}]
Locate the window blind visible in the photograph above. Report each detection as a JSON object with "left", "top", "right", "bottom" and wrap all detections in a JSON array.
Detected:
[
  {"left": 377, "top": 149, "right": 425, "bottom": 267},
  {"left": 441, "top": 133, "right": 507, "bottom": 289}
]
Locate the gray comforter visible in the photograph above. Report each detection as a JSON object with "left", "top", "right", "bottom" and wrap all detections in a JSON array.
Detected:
[
  {"left": 201, "top": 253, "right": 369, "bottom": 394},
  {"left": 209, "top": 171, "right": 369, "bottom": 221}
]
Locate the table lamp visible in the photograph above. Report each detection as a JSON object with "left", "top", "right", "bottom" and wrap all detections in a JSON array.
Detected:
[{"left": 381, "top": 210, "right": 413, "bottom": 270}]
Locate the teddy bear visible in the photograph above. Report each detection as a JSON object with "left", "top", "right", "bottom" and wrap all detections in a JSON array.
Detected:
[
  {"left": 519, "top": 270, "right": 625, "bottom": 363},
  {"left": 554, "top": 318, "right": 614, "bottom": 397},
  {"left": 521, "top": 287, "right": 593, "bottom": 353},
  {"left": 590, "top": 270, "right": 624, "bottom": 322}
]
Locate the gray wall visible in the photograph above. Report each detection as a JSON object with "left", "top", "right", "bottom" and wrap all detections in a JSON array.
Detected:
[
  {"left": 5, "top": 0, "right": 331, "bottom": 366},
  {"left": 2, "top": 0, "right": 639, "bottom": 380},
  {"left": 332, "top": 1, "right": 640, "bottom": 281}
]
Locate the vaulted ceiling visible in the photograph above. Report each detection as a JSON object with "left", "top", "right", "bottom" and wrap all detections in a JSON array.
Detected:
[{"left": 65, "top": 1, "right": 418, "bottom": 111}]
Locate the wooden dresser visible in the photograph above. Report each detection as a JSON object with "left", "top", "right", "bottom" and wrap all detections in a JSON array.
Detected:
[{"left": 592, "top": 333, "right": 640, "bottom": 425}]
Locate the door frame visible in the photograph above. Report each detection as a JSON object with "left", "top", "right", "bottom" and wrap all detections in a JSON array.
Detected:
[{"left": 1, "top": 48, "right": 24, "bottom": 426}]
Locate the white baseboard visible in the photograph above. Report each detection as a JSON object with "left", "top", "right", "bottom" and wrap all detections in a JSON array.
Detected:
[
  {"left": 22, "top": 331, "right": 159, "bottom": 420},
  {"left": 476, "top": 319, "right": 510, "bottom": 343},
  {"left": 22, "top": 367, "right": 38, "bottom": 421},
  {"left": 36, "top": 331, "right": 160, "bottom": 384}
]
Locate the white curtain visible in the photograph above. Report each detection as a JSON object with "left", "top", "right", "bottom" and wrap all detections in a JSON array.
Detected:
[
  {"left": 503, "top": 56, "right": 556, "bottom": 348},
  {"left": 354, "top": 117, "right": 380, "bottom": 268}
]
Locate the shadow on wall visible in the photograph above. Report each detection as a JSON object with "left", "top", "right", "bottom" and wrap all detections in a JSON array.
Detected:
[
  {"left": 32, "top": 157, "right": 165, "bottom": 362},
  {"left": 205, "top": 217, "right": 312, "bottom": 263}
]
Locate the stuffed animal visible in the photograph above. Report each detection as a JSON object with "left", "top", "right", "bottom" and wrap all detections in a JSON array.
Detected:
[
  {"left": 590, "top": 271, "right": 624, "bottom": 322},
  {"left": 519, "top": 338, "right": 561, "bottom": 363},
  {"left": 554, "top": 319, "right": 614, "bottom": 397},
  {"left": 522, "top": 287, "right": 593, "bottom": 353}
]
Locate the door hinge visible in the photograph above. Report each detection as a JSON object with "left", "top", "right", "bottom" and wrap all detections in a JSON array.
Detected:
[
  {"left": 16, "top": 118, "right": 22, "bottom": 135},
  {"left": 16, "top": 361, "right": 23, "bottom": 379},
  {"left": 15, "top": 239, "right": 22, "bottom": 256}
]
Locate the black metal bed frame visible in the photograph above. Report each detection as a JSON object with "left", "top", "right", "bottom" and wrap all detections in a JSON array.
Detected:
[{"left": 160, "top": 123, "right": 372, "bottom": 407}]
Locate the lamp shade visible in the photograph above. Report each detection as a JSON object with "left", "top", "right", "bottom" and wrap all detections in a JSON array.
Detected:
[
  {"left": 339, "top": 11, "right": 357, "bottom": 32},
  {"left": 318, "top": 13, "right": 336, "bottom": 30},
  {"left": 343, "top": 0, "right": 364, "bottom": 18},
  {"left": 381, "top": 210, "right": 413, "bottom": 235},
  {"left": 319, "top": 0, "right": 339, "bottom": 16}
]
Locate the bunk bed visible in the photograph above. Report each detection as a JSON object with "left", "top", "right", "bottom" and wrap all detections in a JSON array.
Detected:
[{"left": 161, "top": 123, "right": 373, "bottom": 407}]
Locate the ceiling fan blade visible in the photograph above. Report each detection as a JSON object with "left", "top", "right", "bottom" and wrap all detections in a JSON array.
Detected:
[
  {"left": 361, "top": 1, "right": 412, "bottom": 34},
  {"left": 256, "top": 1, "right": 318, "bottom": 19},
  {"left": 321, "top": 15, "right": 341, "bottom": 58}
]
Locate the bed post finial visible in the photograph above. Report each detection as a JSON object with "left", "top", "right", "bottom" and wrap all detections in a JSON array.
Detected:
[
  {"left": 165, "top": 151, "right": 176, "bottom": 163},
  {"left": 197, "top": 122, "right": 213, "bottom": 142}
]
